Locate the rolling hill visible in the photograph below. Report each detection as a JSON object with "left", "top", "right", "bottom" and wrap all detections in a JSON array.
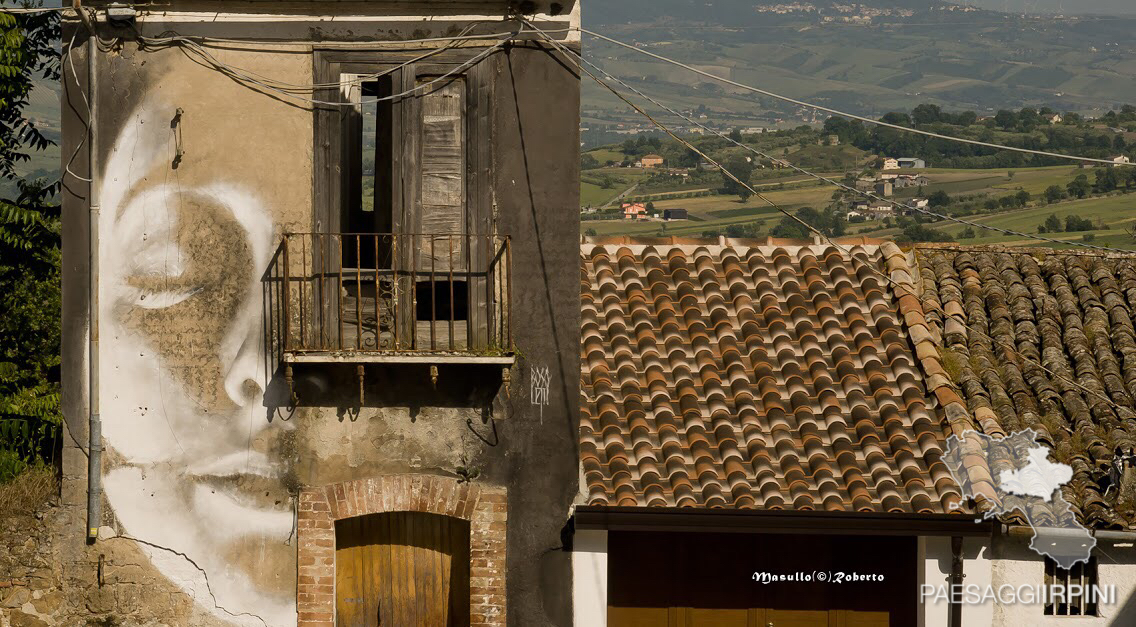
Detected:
[{"left": 583, "top": 1, "right": 1136, "bottom": 132}]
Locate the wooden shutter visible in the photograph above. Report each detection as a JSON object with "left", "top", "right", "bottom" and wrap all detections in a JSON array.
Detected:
[
  {"left": 417, "top": 77, "right": 467, "bottom": 274},
  {"left": 391, "top": 64, "right": 419, "bottom": 346},
  {"left": 335, "top": 511, "right": 471, "bottom": 627}
]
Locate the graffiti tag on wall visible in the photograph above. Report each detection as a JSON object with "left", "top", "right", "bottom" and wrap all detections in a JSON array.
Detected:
[{"left": 530, "top": 365, "right": 551, "bottom": 422}]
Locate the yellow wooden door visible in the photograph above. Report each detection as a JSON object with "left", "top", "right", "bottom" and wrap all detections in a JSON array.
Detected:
[
  {"left": 611, "top": 608, "right": 887, "bottom": 627},
  {"left": 828, "top": 610, "right": 889, "bottom": 627},
  {"left": 761, "top": 609, "right": 830, "bottom": 626},
  {"left": 335, "top": 511, "right": 470, "bottom": 627},
  {"left": 609, "top": 607, "right": 670, "bottom": 627},
  {"left": 683, "top": 608, "right": 751, "bottom": 626}
]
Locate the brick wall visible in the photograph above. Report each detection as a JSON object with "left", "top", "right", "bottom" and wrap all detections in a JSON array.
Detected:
[{"left": 296, "top": 474, "right": 507, "bottom": 626}]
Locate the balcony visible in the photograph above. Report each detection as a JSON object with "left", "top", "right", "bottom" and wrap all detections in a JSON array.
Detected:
[{"left": 265, "top": 233, "right": 514, "bottom": 402}]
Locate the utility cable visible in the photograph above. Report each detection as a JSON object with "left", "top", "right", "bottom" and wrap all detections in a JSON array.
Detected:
[
  {"left": 564, "top": 44, "right": 1132, "bottom": 255},
  {"left": 520, "top": 23, "right": 825, "bottom": 246},
  {"left": 525, "top": 23, "right": 1136, "bottom": 420},
  {"left": 578, "top": 26, "right": 1135, "bottom": 168},
  {"left": 63, "top": 28, "right": 92, "bottom": 183},
  {"left": 0, "top": 5, "right": 75, "bottom": 13},
  {"left": 135, "top": 22, "right": 488, "bottom": 91},
  {"left": 158, "top": 35, "right": 511, "bottom": 108}
]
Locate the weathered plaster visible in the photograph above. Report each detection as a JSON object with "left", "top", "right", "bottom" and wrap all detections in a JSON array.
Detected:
[
  {"left": 990, "top": 534, "right": 1136, "bottom": 625},
  {"left": 60, "top": 11, "right": 580, "bottom": 627},
  {"left": 571, "top": 529, "right": 607, "bottom": 627},
  {"left": 920, "top": 536, "right": 994, "bottom": 627}
]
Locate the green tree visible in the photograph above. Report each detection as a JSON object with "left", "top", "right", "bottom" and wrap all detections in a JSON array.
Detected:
[
  {"left": 994, "top": 109, "right": 1018, "bottom": 131},
  {"left": 1015, "top": 190, "right": 1031, "bottom": 206},
  {"left": 928, "top": 190, "right": 951, "bottom": 207},
  {"left": 1043, "top": 214, "right": 1063, "bottom": 233},
  {"left": 1065, "top": 215, "right": 1095, "bottom": 232},
  {"left": 770, "top": 207, "right": 846, "bottom": 239},
  {"left": 1067, "top": 174, "right": 1092, "bottom": 199},
  {"left": 912, "top": 104, "right": 943, "bottom": 126},
  {"left": 1095, "top": 167, "right": 1123, "bottom": 193},
  {"left": 720, "top": 155, "right": 755, "bottom": 202},
  {"left": 1044, "top": 185, "right": 1065, "bottom": 203},
  {"left": 0, "top": 4, "right": 62, "bottom": 481},
  {"left": 897, "top": 224, "right": 954, "bottom": 243}
]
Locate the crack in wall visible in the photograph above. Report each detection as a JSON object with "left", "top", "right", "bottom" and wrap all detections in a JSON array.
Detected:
[{"left": 107, "top": 535, "right": 270, "bottom": 627}]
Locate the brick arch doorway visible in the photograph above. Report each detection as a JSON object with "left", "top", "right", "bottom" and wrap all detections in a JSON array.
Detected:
[
  {"left": 297, "top": 474, "right": 507, "bottom": 627},
  {"left": 335, "top": 511, "right": 470, "bottom": 626}
]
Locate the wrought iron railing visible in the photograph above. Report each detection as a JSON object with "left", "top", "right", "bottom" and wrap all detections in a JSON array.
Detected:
[{"left": 265, "top": 233, "right": 512, "bottom": 361}]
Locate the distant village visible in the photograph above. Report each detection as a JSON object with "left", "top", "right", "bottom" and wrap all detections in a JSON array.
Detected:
[
  {"left": 595, "top": 149, "right": 1131, "bottom": 225},
  {"left": 607, "top": 152, "right": 930, "bottom": 224}
]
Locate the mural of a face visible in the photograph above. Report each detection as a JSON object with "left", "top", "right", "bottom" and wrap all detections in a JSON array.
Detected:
[{"left": 99, "top": 100, "right": 295, "bottom": 626}]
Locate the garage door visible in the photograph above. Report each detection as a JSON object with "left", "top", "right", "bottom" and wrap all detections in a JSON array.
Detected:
[{"left": 335, "top": 511, "right": 470, "bottom": 626}]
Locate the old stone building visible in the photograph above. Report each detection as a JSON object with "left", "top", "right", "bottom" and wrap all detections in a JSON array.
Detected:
[{"left": 33, "top": 1, "right": 581, "bottom": 626}]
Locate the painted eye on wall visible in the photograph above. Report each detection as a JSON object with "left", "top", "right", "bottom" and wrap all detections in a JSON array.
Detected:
[
  {"left": 134, "top": 286, "right": 203, "bottom": 309},
  {"left": 124, "top": 241, "right": 205, "bottom": 309}
]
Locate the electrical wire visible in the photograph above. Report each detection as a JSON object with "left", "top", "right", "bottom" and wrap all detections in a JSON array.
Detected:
[
  {"left": 63, "top": 28, "right": 92, "bottom": 183},
  {"left": 578, "top": 26, "right": 1136, "bottom": 168},
  {"left": 162, "top": 35, "right": 511, "bottom": 108},
  {"left": 520, "top": 23, "right": 825, "bottom": 246},
  {"left": 132, "top": 24, "right": 575, "bottom": 92},
  {"left": 137, "top": 26, "right": 536, "bottom": 48},
  {"left": 563, "top": 45, "right": 1133, "bottom": 255},
  {"left": 0, "top": 5, "right": 75, "bottom": 14},
  {"left": 525, "top": 22, "right": 1136, "bottom": 420},
  {"left": 137, "top": 24, "right": 484, "bottom": 92}
]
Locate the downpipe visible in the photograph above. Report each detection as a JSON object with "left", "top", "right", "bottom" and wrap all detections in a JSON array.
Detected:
[{"left": 74, "top": 0, "right": 101, "bottom": 542}]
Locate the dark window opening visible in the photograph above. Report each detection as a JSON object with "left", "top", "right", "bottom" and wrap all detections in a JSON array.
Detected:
[
  {"left": 1044, "top": 556, "right": 1100, "bottom": 616},
  {"left": 417, "top": 280, "right": 469, "bottom": 322},
  {"left": 342, "top": 78, "right": 393, "bottom": 269}
]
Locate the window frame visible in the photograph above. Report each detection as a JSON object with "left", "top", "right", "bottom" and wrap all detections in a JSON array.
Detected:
[
  {"left": 1044, "top": 556, "right": 1100, "bottom": 617},
  {"left": 312, "top": 48, "right": 494, "bottom": 239},
  {"left": 313, "top": 48, "right": 497, "bottom": 349}
]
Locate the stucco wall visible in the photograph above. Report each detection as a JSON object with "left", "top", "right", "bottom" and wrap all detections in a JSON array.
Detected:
[
  {"left": 59, "top": 8, "right": 580, "bottom": 626},
  {"left": 572, "top": 529, "right": 607, "bottom": 626},
  {"left": 989, "top": 534, "right": 1136, "bottom": 625},
  {"left": 920, "top": 536, "right": 994, "bottom": 627},
  {"left": 920, "top": 534, "right": 1136, "bottom": 626}
]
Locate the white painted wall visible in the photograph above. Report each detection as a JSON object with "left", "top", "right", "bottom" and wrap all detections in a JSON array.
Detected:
[
  {"left": 922, "top": 534, "right": 1136, "bottom": 625},
  {"left": 920, "top": 536, "right": 994, "bottom": 627},
  {"left": 573, "top": 529, "right": 608, "bottom": 627},
  {"left": 990, "top": 535, "right": 1136, "bottom": 625}
]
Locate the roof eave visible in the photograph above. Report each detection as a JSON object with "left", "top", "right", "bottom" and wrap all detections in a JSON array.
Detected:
[{"left": 573, "top": 505, "right": 995, "bottom": 537}]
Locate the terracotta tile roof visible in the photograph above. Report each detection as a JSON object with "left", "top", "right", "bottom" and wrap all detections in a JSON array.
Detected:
[
  {"left": 915, "top": 245, "right": 1136, "bottom": 529},
  {"left": 579, "top": 237, "right": 964, "bottom": 513}
]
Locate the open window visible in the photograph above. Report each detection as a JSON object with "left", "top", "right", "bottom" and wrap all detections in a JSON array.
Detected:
[{"left": 306, "top": 55, "right": 501, "bottom": 354}]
